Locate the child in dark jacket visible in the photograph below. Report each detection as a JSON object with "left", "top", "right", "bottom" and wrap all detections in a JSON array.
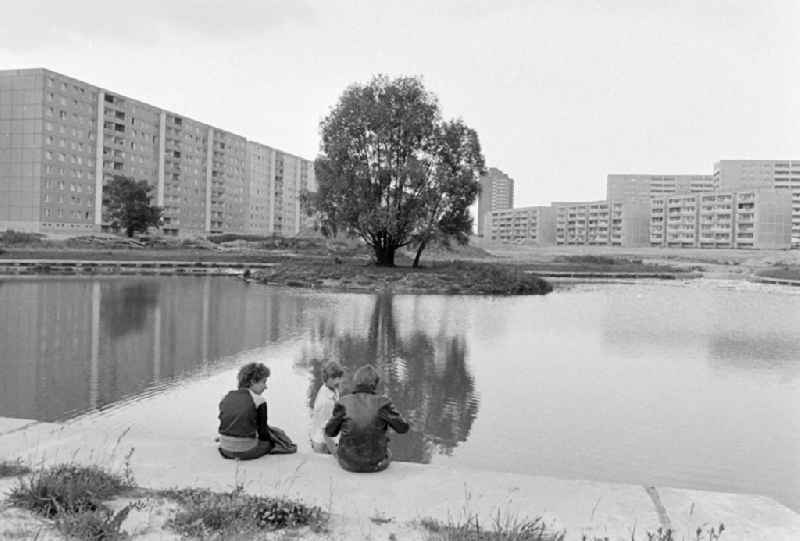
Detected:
[
  {"left": 218, "top": 362, "right": 296, "bottom": 460},
  {"left": 324, "top": 364, "right": 410, "bottom": 472}
]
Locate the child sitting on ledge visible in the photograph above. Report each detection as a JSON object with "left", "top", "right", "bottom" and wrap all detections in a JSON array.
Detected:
[
  {"left": 324, "top": 364, "right": 409, "bottom": 472},
  {"left": 310, "top": 360, "right": 344, "bottom": 454},
  {"left": 217, "top": 362, "right": 297, "bottom": 460}
]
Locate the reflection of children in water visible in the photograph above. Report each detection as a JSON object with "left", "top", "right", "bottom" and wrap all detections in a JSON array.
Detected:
[
  {"left": 309, "top": 360, "right": 344, "bottom": 454},
  {"left": 324, "top": 364, "right": 410, "bottom": 472}
]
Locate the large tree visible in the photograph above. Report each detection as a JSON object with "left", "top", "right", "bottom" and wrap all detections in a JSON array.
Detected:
[
  {"left": 102, "top": 175, "right": 163, "bottom": 237},
  {"left": 313, "top": 75, "right": 485, "bottom": 266}
]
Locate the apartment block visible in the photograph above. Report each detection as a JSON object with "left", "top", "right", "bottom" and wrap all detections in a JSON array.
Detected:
[
  {"left": 0, "top": 68, "right": 314, "bottom": 236},
  {"left": 555, "top": 200, "right": 650, "bottom": 247},
  {"left": 650, "top": 193, "right": 701, "bottom": 248},
  {"left": 485, "top": 206, "right": 555, "bottom": 244},
  {"left": 607, "top": 174, "right": 714, "bottom": 201},
  {"left": 477, "top": 167, "right": 514, "bottom": 236},
  {"left": 713, "top": 160, "right": 800, "bottom": 246},
  {"left": 650, "top": 189, "right": 792, "bottom": 249}
]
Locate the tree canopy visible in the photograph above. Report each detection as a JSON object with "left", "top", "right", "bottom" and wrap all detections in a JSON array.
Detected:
[
  {"left": 102, "top": 175, "right": 163, "bottom": 237},
  {"left": 312, "top": 75, "right": 485, "bottom": 266}
]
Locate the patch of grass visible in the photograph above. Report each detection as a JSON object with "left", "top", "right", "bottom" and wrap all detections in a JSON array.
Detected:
[
  {"left": 9, "top": 464, "right": 132, "bottom": 518},
  {"left": 8, "top": 463, "right": 136, "bottom": 540},
  {"left": 756, "top": 265, "right": 800, "bottom": 281},
  {"left": 420, "top": 513, "right": 564, "bottom": 541},
  {"left": 0, "top": 459, "right": 31, "bottom": 478},
  {"left": 55, "top": 506, "right": 133, "bottom": 540},
  {"left": 162, "top": 488, "right": 327, "bottom": 538}
]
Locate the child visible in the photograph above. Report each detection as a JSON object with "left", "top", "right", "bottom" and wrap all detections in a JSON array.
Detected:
[
  {"left": 324, "top": 364, "right": 410, "bottom": 472},
  {"left": 218, "top": 362, "right": 297, "bottom": 460},
  {"left": 310, "top": 360, "right": 344, "bottom": 454}
]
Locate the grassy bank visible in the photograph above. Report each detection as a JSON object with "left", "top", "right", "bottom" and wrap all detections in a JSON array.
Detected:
[{"left": 251, "top": 259, "right": 554, "bottom": 295}]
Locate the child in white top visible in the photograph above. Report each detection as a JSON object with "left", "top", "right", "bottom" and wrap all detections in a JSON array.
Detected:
[{"left": 310, "top": 360, "right": 344, "bottom": 454}]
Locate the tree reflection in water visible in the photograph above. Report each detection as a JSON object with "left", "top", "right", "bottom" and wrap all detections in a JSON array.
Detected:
[{"left": 299, "top": 293, "right": 479, "bottom": 464}]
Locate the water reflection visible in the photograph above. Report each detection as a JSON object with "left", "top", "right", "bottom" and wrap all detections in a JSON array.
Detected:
[
  {"left": 298, "top": 293, "right": 480, "bottom": 464},
  {"left": 0, "top": 277, "right": 310, "bottom": 421}
]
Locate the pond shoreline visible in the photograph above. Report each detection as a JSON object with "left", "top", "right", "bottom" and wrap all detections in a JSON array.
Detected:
[{"left": 0, "top": 416, "right": 797, "bottom": 541}]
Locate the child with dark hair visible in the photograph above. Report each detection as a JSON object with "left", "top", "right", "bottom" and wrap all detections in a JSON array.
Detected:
[
  {"left": 217, "top": 362, "right": 297, "bottom": 460},
  {"left": 310, "top": 360, "right": 344, "bottom": 454},
  {"left": 324, "top": 364, "right": 410, "bottom": 472}
]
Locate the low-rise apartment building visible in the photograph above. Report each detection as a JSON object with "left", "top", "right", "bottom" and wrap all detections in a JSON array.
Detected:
[
  {"left": 0, "top": 68, "right": 315, "bottom": 236},
  {"left": 714, "top": 160, "right": 800, "bottom": 246},
  {"left": 650, "top": 189, "right": 792, "bottom": 249},
  {"left": 555, "top": 200, "right": 650, "bottom": 247},
  {"left": 485, "top": 206, "right": 555, "bottom": 244}
]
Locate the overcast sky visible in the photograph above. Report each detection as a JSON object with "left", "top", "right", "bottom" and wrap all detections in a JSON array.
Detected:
[{"left": 1, "top": 0, "right": 798, "bottom": 206}]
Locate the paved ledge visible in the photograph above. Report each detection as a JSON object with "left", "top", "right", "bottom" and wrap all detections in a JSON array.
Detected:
[
  {"left": 1, "top": 407, "right": 796, "bottom": 540},
  {"left": 750, "top": 275, "right": 800, "bottom": 287},
  {"left": 525, "top": 270, "right": 696, "bottom": 280}
]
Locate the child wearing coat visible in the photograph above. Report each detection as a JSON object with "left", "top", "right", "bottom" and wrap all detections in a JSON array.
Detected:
[{"left": 324, "top": 364, "right": 410, "bottom": 472}]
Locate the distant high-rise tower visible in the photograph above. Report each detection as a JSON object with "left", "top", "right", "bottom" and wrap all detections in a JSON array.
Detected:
[{"left": 477, "top": 167, "right": 514, "bottom": 236}]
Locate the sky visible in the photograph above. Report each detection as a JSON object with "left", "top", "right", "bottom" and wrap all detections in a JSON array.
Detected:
[{"left": 1, "top": 0, "right": 798, "bottom": 207}]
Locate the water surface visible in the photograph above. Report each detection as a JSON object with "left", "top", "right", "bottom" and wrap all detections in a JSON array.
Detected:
[{"left": 0, "top": 276, "right": 798, "bottom": 510}]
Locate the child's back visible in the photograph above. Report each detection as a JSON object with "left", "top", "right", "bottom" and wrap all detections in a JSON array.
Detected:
[{"left": 324, "top": 365, "right": 409, "bottom": 472}]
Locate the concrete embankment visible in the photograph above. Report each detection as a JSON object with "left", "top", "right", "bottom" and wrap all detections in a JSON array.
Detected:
[
  {"left": 0, "top": 259, "right": 273, "bottom": 276},
  {"left": 1, "top": 400, "right": 797, "bottom": 540}
]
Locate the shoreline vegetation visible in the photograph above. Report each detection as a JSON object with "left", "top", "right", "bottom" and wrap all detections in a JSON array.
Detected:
[
  {"left": 1, "top": 230, "right": 799, "bottom": 292},
  {"left": 0, "top": 460, "right": 729, "bottom": 541}
]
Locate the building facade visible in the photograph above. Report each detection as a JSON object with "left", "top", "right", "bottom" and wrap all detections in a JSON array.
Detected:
[
  {"left": 477, "top": 167, "right": 514, "bottom": 236},
  {"left": 555, "top": 200, "right": 650, "bottom": 247},
  {"left": 0, "top": 68, "right": 315, "bottom": 236},
  {"left": 650, "top": 189, "right": 792, "bottom": 249},
  {"left": 485, "top": 206, "right": 555, "bottom": 244},
  {"left": 607, "top": 174, "right": 714, "bottom": 201},
  {"left": 713, "top": 160, "right": 800, "bottom": 246}
]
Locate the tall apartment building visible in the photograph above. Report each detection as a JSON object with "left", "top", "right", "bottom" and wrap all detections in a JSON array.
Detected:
[
  {"left": 485, "top": 206, "right": 555, "bottom": 244},
  {"left": 0, "top": 68, "right": 315, "bottom": 236},
  {"left": 713, "top": 160, "right": 800, "bottom": 246},
  {"left": 477, "top": 167, "right": 514, "bottom": 236},
  {"left": 650, "top": 189, "right": 792, "bottom": 249},
  {"left": 555, "top": 200, "right": 650, "bottom": 247},
  {"left": 607, "top": 174, "right": 714, "bottom": 201}
]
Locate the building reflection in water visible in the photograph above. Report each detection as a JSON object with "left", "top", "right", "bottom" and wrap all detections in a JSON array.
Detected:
[
  {"left": 0, "top": 277, "right": 310, "bottom": 422},
  {"left": 298, "top": 293, "right": 480, "bottom": 464}
]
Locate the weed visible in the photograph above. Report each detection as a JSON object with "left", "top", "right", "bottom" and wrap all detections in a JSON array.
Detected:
[
  {"left": 162, "top": 487, "right": 327, "bottom": 538},
  {"left": 55, "top": 505, "right": 133, "bottom": 540},
  {"left": 420, "top": 512, "right": 564, "bottom": 541}
]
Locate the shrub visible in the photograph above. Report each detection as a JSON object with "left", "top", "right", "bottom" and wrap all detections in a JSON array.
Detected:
[{"left": 0, "top": 230, "right": 46, "bottom": 245}]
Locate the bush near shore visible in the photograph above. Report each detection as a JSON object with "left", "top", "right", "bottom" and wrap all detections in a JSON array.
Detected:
[{"left": 250, "top": 259, "right": 554, "bottom": 295}]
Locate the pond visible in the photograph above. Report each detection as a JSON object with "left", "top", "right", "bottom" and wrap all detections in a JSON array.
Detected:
[{"left": 0, "top": 275, "right": 798, "bottom": 510}]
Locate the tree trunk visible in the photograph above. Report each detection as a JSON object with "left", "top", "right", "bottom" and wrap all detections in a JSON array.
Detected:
[
  {"left": 412, "top": 240, "right": 427, "bottom": 268},
  {"left": 373, "top": 244, "right": 396, "bottom": 267}
]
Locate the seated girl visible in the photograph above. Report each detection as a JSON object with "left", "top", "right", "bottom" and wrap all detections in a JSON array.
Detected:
[{"left": 217, "top": 362, "right": 297, "bottom": 460}]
